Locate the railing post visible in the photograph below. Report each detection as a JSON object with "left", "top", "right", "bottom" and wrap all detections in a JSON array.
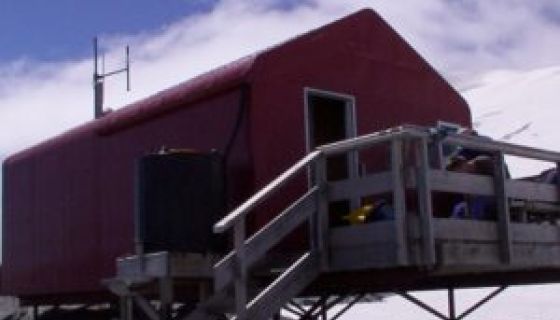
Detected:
[
  {"left": 391, "top": 138, "right": 408, "bottom": 265},
  {"left": 432, "top": 135, "right": 445, "bottom": 170},
  {"left": 556, "top": 162, "right": 560, "bottom": 203},
  {"left": 416, "top": 137, "right": 436, "bottom": 266},
  {"left": 494, "top": 151, "right": 512, "bottom": 264},
  {"left": 234, "top": 219, "right": 248, "bottom": 318},
  {"left": 313, "top": 153, "right": 330, "bottom": 270},
  {"left": 158, "top": 277, "right": 174, "bottom": 320}
]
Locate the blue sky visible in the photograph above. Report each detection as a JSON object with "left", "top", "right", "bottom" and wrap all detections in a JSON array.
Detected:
[{"left": 0, "top": 0, "right": 218, "bottom": 62}]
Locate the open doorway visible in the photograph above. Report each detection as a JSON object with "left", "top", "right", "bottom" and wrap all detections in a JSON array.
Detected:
[
  {"left": 305, "top": 88, "right": 357, "bottom": 180},
  {"left": 305, "top": 88, "right": 358, "bottom": 225}
]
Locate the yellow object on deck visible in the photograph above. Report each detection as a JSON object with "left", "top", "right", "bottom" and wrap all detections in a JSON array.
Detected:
[{"left": 343, "top": 204, "right": 375, "bottom": 225}]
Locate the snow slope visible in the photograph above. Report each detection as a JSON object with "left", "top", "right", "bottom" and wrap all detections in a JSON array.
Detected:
[{"left": 464, "top": 66, "right": 560, "bottom": 177}]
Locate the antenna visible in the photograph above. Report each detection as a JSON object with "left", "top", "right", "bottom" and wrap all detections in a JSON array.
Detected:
[{"left": 93, "top": 37, "right": 131, "bottom": 119}]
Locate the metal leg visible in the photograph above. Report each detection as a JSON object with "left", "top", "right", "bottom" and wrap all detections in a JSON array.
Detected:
[
  {"left": 287, "top": 300, "right": 306, "bottom": 315},
  {"left": 448, "top": 288, "right": 456, "bottom": 320},
  {"left": 399, "top": 292, "right": 448, "bottom": 320},
  {"left": 283, "top": 304, "right": 305, "bottom": 317},
  {"left": 400, "top": 287, "right": 508, "bottom": 320},
  {"left": 299, "top": 296, "right": 328, "bottom": 319},
  {"left": 330, "top": 294, "right": 364, "bottom": 320},
  {"left": 457, "top": 286, "right": 507, "bottom": 320}
]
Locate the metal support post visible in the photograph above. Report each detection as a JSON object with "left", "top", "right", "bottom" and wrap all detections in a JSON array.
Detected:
[{"left": 448, "top": 288, "right": 456, "bottom": 320}]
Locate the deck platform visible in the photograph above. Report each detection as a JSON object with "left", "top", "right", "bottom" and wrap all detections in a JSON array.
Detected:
[{"left": 108, "top": 125, "right": 560, "bottom": 320}]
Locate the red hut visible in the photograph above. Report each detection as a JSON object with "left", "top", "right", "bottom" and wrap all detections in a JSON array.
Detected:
[{"left": 2, "top": 9, "right": 470, "bottom": 304}]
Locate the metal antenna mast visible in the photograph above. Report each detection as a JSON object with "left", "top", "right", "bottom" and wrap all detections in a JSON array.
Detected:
[{"left": 93, "top": 37, "right": 130, "bottom": 119}]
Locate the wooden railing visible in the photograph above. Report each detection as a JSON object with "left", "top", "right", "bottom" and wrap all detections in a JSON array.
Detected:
[
  {"left": 213, "top": 150, "right": 325, "bottom": 319},
  {"left": 212, "top": 125, "right": 560, "bottom": 319}
]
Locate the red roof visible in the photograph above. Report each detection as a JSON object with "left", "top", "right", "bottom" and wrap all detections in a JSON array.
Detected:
[{"left": 5, "top": 8, "right": 458, "bottom": 164}]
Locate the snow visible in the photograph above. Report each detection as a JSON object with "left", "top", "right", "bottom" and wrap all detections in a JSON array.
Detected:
[{"left": 464, "top": 66, "right": 560, "bottom": 177}]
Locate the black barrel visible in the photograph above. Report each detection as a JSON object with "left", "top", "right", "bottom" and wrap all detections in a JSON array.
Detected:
[{"left": 135, "top": 150, "right": 225, "bottom": 253}]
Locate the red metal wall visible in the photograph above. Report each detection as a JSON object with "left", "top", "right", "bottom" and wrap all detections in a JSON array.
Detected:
[
  {"left": 2, "top": 88, "right": 253, "bottom": 299},
  {"left": 2, "top": 9, "right": 470, "bottom": 302},
  {"left": 248, "top": 9, "right": 470, "bottom": 228}
]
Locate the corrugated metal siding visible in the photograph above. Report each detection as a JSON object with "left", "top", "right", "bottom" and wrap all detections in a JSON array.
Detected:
[
  {"left": 2, "top": 89, "right": 252, "bottom": 297},
  {"left": 1, "top": 9, "right": 470, "bottom": 301}
]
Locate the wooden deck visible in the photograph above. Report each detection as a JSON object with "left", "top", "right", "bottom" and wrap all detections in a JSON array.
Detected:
[{"left": 109, "top": 125, "right": 560, "bottom": 320}]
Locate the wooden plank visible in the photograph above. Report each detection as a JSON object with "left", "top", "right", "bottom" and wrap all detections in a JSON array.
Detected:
[
  {"left": 432, "top": 219, "right": 499, "bottom": 242},
  {"left": 511, "top": 200, "right": 560, "bottom": 214},
  {"left": 430, "top": 170, "right": 559, "bottom": 202},
  {"left": 329, "top": 245, "right": 399, "bottom": 271},
  {"left": 443, "top": 134, "right": 560, "bottom": 163},
  {"left": 512, "top": 243, "right": 560, "bottom": 266},
  {"left": 511, "top": 223, "right": 560, "bottom": 244},
  {"left": 432, "top": 219, "right": 560, "bottom": 244},
  {"left": 329, "top": 222, "right": 396, "bottom": 248},
  {"left": 318, "top": 130, "right": 410, "bottom": 156},
  {"left": 214, "top": 150, "right": 320, "bottom": 233},
  {"left": 245, "top": 187, "right": 316, "bottom": 263},
  {"left": 507, "top": 180, "right": 559, "bottom": 202},
  {"left": 415, "top": 138, "right": 436, "bottom": 266},
  {"left": 391, "top": 139, "right": 408, "bottom": 265},
  {"left": 327, "top": 171, "right": 393, "bottom": 201},
  {"left": 246, "top": 252, "right": 319, "bottom": 320},
  {"left": 494, "top": 152, "right": 512, "bottom": 263},
  {"left": 429, "top": 170, "right": 495, "bottom": 196},
  {"left": 214, "top": 188, "right": 317, "bottom": 291},
  {"left": 438, "top": 242, "right": 560, "bottom": 268},
  {"left": 438, "top": 242, "right": 501, "bottom": 266}
]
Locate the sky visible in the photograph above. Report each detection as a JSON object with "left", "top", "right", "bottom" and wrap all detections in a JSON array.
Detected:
[{"left": 2, "top": 0, "right": 560, "bottom": 318}]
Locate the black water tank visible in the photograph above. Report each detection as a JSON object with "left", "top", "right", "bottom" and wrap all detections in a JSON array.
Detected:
[{"left": 135, "top": 150, "right": 225, "bottom": 253}]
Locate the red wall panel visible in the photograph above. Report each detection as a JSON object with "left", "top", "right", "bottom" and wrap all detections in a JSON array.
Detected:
[
  {"left": 2, "top": 89, "right": 252, "bottom": 298},
  {"left": 2, "top": 9, "right": 470, "bottom": 302}
]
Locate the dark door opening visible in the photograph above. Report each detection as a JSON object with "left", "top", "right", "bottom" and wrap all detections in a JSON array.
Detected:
[
  {"left": 306, "top": 89, "right": 357, "bottom": 226},
  {"left": 306, "top": 90, "right": 356, "bottom": 181}
]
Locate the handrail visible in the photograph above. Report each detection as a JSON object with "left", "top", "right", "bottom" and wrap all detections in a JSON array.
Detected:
[
  {"left": 442, "top": 133, "right": 560, "bottom": 162},
  {"left": 214, "top": 150, "right": 322, "bottom": 233},
  {"left": 318, "top": 126, "right": 422, "bottom": 156},
  {"left": 320, "top": 124, "right": 560, "bottom": 162},
  {"left": 215, "top": 125, "right": 560, "bottom": 235}
]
